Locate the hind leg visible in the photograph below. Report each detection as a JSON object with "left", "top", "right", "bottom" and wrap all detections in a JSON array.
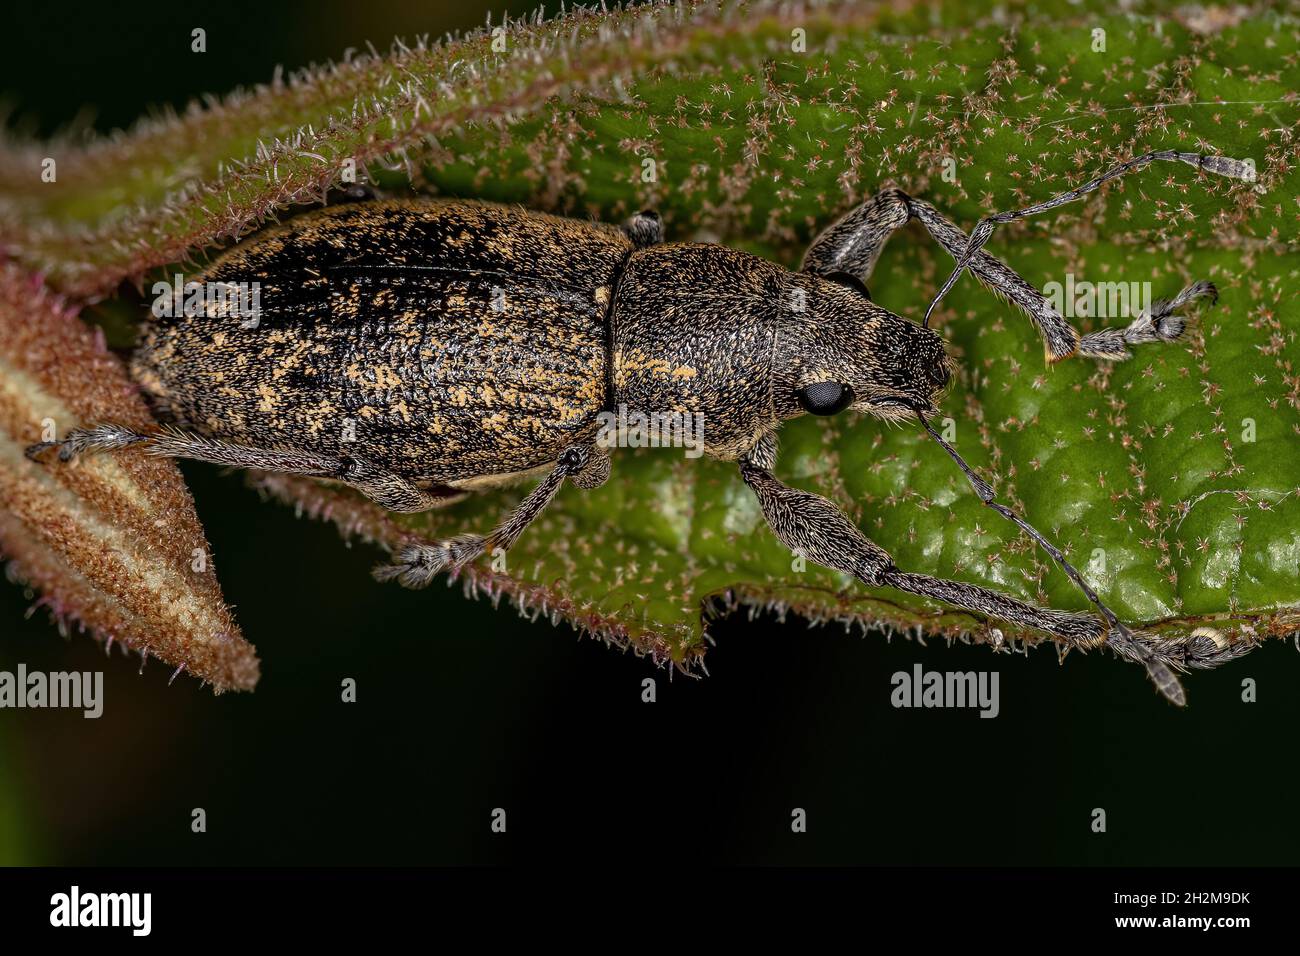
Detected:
[
  {"left": 25, "top": 424, "right": 452, "bottom": 513},
  {"left": 374, "top": 444, "right": 608, "bottom": 587}
]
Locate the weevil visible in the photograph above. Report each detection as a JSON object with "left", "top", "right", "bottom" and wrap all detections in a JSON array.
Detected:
[{"left": 28, "top": 150, "right": 1258, "bottom": 703}]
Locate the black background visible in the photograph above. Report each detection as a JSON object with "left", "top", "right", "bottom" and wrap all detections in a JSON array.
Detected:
[{"left": 2, "top": 0, "right": 1297, "bottom": 867}]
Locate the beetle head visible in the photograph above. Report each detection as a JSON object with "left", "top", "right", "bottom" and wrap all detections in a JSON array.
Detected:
[{"left": 773, "top": 272, "right": 952, "bottom": 424}]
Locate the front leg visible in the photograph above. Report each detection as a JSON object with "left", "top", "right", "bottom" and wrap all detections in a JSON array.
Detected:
[
  {"left": 738, "top": 460, "right": 1104, "bottom": 644},
  {"left": 739, "top": 460, "right": 893, "bottom": 585},
  {"left": 737, "top": 457, "right": 1210, "bottom": 704}
]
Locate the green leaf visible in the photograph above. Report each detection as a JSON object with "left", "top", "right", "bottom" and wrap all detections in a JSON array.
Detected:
[{"left": 3, "top": 0, "right": 1297, "bottom": 691}]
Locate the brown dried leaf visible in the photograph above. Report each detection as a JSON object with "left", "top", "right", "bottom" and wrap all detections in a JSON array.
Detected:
[{"left": 0, "top": 263, "right": 257, "bottom": 691}]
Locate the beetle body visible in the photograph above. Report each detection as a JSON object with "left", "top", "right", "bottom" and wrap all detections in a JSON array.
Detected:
[
  {"left": 35, "top": 147, "right": 1246, "bottom": 703},
  {"left": 133, "top": 197, "right": 947, "bottom": 485},
  {"left": 136, "top": 200, "right": 627, "bottom": 485}
]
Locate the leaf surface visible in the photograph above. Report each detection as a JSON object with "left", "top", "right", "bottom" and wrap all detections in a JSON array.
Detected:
[{"left": 3, "top": 0, "right": 1296, "bottom": 680}]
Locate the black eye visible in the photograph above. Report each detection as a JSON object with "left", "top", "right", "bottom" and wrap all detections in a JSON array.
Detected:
[{"left": 796, "top": 381, "right": 855, "bottom": 416}]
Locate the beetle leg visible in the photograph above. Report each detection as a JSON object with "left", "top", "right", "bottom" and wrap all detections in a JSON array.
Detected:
[
  {"left": 1074, "top": 280, "right": 1218, "bottom": 360},
  {"left": 896, "top": 192, "right": 1082, "bottom": 360},
  {"left": 737, "top": 457, "right": 1211, "bottom": 704},
  {"left": 25, "top": 423, "right": 453, "bottom": 512},
  {"left": 803, "top": 189, "right": 1083, "bottom": 359},
  {"left": 738, "top": 459, "right": 1101, "bottom": 638},
  {"left": 374, "top": 443, "right": 599, "bottom": 588},
  {"left": 922, "top": 150, "right": 1253, "bottom": 331},
  {"left": 743, "top": 432, "right": 779, "bottom": 472},
  {"left": 913, "top": 412, "right": 1254, "bottom": 702},
  {"left": 569, "top": 446, "right": 611, "bottom": 489},
  {"left": 738, "top": 459, "right": 892, "bottom": 582},
  {"left": 800, "top": 189, "right": 909, "bottom": 285},
  {"left": 804, "top": 171, "right": 1234, "bottom": 362},
  {"left": 333, "top": 459, "right": 467, "bottom": 513},
  {"left": 901, "top": 195, "right": 1223, "bottom": 362},
  {"left": 622, "top": 209, "right": 662, "bottom": 248},
  {"left": 25, "top": 423, "right": 151, "bottom": 461}
]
